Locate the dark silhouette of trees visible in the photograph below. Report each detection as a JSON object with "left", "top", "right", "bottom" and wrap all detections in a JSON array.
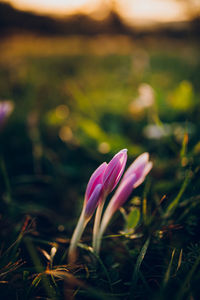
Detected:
[{"left": 0, "top": 1, "right": 199, "bottom": 38}]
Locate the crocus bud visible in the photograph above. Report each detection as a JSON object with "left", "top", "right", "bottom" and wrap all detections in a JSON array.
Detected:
[
  {"left": 68, "top": 162, "right": 107, "bottom": 264},
  {"left": 95, "top": 152, "right": 152, "bottom": 254},
  {"left": 92, "top": 149, "right": 127, "bottom": 249},
  {"left": 107, "top": 174, "right": 137, "bottom": 215},
  {"left": 84, "top": 162, "right": 107, "bottom": 205},
  {"left": 122, "top": 152, "right": 153, "bottom": 188},
  {"left": 0, "top": 101, "right": 14, "bottom": 129},
  {"left": 85, "top": 184, "right": 102, "bottom": 218},
  {"left": 95, "top": 175, "right": 136, "bottom": 253},
  {"left": 105, "top": 152, "right": 153, "bottom": 221},
  {"left": 102, "top": 149, "right": 127, "bottom": 194}
]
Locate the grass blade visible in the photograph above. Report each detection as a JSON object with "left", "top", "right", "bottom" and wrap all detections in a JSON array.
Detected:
[
  {"left": 165, "top": 171, "right": 191, "bottom": 217},
  {"left": 129, "top": 237, "right": 150, "bottom": 298},
  {"left": 163, "top": 249, "right": 175, "bottom": 288}
]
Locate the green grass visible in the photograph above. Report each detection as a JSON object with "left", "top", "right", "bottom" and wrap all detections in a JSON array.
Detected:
[{"left": 0, "top": 35, "right": 200, "bottom": 299}]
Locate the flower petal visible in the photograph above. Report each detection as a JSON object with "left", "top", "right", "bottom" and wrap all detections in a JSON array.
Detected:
[
  {"left": 133, "top": 161, "right": 153, "bottom": 188},
  {"left": 85, "top": 184, "right": 103, "bottom": 217},
  {"left": 123, "top": 152, "right": 149, "bottom": 181},
  {"left": 99, "top": 174, "right": 136, "bottom": 239},
  {"left": 122, "top": 152, "right": 152, "bottom": 189},
  {"left": 103, "top": 149, "right": 127, "bottom": 194},
  {"left": 109, "top": 174, "right": 137, "bottom": 213},
  {"left": 85, "top": 162, "right": 107, "bottom": 203}
]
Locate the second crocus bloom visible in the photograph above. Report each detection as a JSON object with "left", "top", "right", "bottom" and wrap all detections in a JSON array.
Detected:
[{"left": 94, "top": 152, "right": 152, "bottom": 254}]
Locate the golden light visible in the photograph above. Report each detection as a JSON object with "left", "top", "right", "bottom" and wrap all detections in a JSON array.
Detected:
[
  {"left": 59, "top": 126, "right": 73, "bottom": 142},
  {"left": 8, "top": 0, "right": 190, "bottom": 23},
  {"left": 55, "top": 105, "right": 69, "bottom": 120},
  {"left": 98, "top": 142, "right": 110, "bottom": 154},
  {"left": 116, "top": 0, "right": 188, "bottom": 24},
  {"left": 10, "top": 0, "right": 102, "bottom": 15}
]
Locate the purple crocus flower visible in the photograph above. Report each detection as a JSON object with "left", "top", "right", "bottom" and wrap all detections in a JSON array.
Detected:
[
  {"left": 68, "top": 162, "right": 107, "bottom": 263},
  {"left": 0, "top": 101, "right": 14, "bottom": 129},
  {"left": 102, "top": 149, "right": 127, "bottom": 194},
  {"left": 84, "top": 149, "right": 127, "bottom": 221},
  {"left": 85, "top": 184, "right": 103, "bottom": 217},
  {"left": 95, "top": 152, "right": 152, "bottom": 254},
  {"left": 106, "top": 174, "right": 137, "bottom": 214},
  {"left": 84, "top": 149, "right": 127, "bottom": 217},
  {"left": 69, "top": 150, "right": 128, "bottom": 263},
  {"left": 92, "top": 149, "right": 127, "bottom": 249},
  {"left": 109, "top": 152, "right": 153, "bottom": 214},
  {"left": 122, "top": 152, "right": 152, "bottom": 189},
  {"left": 84, "top": 162, "right": 107, "bottom": 208}
]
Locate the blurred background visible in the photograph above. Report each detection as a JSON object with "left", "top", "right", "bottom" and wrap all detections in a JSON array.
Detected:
[
  {"left": 0, "top": 0, "right": 200, "bottom": 237},
  {"left": 1, "top": 2, "right": 200, "bottom": 299}
]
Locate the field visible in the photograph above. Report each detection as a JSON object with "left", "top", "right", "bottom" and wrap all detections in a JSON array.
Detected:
[{"left": 0, "top": 34, "right": 200, "bottom": 300}]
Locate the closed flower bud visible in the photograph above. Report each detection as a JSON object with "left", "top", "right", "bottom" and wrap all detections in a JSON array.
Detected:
[
  {"left": 102, "top": 149, "right": 127, "bottom": 194},
  {"left": 85, "top": 162, "right": 107, "bottom": 204},
  {"left": 85, "top": 184, "right": 103, "bottom": 218}
]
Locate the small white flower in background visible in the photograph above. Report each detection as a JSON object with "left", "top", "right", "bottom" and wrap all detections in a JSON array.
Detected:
[
  {"left": 143, "top": 124, "right": 172, "bottom": 139},
  {"left": 137, "top": 83, "right": 155, "bottom": 108},
  {"left": 143, "top": 122, "right": 195, "bottom": 141},
  {"left": 129, "top": 83, "right": 155, "bottom": 116}
]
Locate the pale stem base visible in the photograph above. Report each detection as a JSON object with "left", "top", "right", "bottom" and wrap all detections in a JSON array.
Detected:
[
  {"left": 92, "top": 198, "right": 105, "bottom": 252},
  {"left": 68, "top": 209, "right": 88, "bottom": 264},
  {"left": 95, "top": 207, "right": 113, "bottom": 255}
]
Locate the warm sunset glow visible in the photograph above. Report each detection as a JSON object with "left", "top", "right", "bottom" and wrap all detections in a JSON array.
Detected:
[
  {"left": 10, "top": 0, "right": 102, "bottom": 14},
  {"left": 116, "top": 0, "right": 188, "bottom": 24},
  {"left": 7, "top": 0, "right": 190, "bottom": 23}
]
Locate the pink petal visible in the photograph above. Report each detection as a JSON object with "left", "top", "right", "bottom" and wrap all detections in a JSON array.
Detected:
[
  {"left": 103, "top": 149, "right": 127, "bottom": 193},
  {"left": 123, "top": 152, "right": 149, "bottom": 181},
  {"left": 133, "top": 161, "right": 153, "bottom": 188},
  {"left": 85, "top": 162, "right": 107, "bottom": 203},
  {"left": 106, "top": 153, "right": 152, "bottom": 216},
  {"left": 107, "top": 174, "right": 136, "bottom": 215},
  {"left": 85, "top": 184, "right": 103, "bottom": 217},
  {"left": 122, "top": 152, "right": 152, "bottom": 189},
  {"left": 98, "top": 153, "right": 153, "bottom": 241}
]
